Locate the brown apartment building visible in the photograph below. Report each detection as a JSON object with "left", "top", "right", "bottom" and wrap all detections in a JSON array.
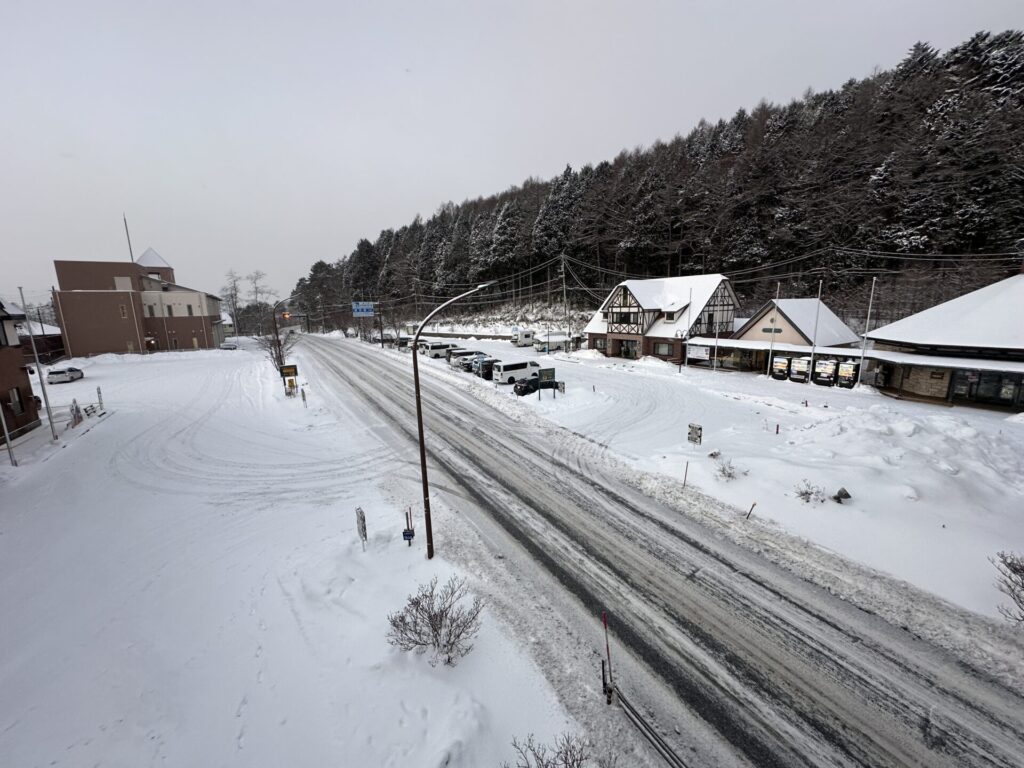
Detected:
[
  {"left": 52, "top": 248, "right": 225, "bottom": 356},
  {"left": 0, "top": 299, "right": 41, "bottom": 442}
]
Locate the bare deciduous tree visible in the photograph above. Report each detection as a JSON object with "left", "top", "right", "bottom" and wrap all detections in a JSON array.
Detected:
[
  {"left": 221, "top": 270, "right": 242, "bottom": 336},
  {"left": 500, "top": 733, "right": 617, "bottom": 768},
  {"left": 991, "top": 551, "right": 1024, "bottom": 625},
  {"left": 255, "top": 329, "right": 297, "bottom": 369},
  {"left": 386, "top": 575, "right": 484, "bottom": 666}
]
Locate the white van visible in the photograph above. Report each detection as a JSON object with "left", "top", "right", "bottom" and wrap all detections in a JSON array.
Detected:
[
  {"left": 425, "top": 341, "right": 459, "bottom": 358},
  {"left": 492, "top": 359, "right": 541, "bottom": 384}
]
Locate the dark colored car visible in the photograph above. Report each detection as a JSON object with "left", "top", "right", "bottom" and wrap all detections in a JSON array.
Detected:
[
  {"left": 458, "top": 352, "right": 489, "bottom": 372},
  {"left": 514, "top": 377, "right": 561, "bottom": 396},
  {"left": 472, "top": 357, "right": 498, "bottom": 380},
  {"left": 513, "top": 377, "right": 540, "bottom": 396}
]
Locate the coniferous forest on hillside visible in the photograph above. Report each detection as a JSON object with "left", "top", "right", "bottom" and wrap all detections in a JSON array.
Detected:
[{"left": 288, "top": 31, "right": 1024, "bottom": 331}]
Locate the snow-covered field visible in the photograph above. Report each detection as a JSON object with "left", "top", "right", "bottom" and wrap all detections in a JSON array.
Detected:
[
  {"left": 0, "top": 345, "right": 574, "bottom": 767},
  {"left": 414, "top": 334, "right": 1024, "bottom": 619}
]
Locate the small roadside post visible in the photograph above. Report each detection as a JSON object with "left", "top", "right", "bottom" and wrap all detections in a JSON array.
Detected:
[
  {"left": 402, "top": 507, "right": 415, "bottom": 547},
  {"left": 355, "top": 506, "right": 367, "bottom": 551}
]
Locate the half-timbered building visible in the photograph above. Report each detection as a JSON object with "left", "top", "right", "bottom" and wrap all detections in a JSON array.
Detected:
[{"left": 583, "top": 274, "right": 738, "bottom": 360}]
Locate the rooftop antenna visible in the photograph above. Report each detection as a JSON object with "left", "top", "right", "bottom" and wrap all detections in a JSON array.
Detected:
[{"left": 123, "top": 212, "right": 135, "bottom": 263}]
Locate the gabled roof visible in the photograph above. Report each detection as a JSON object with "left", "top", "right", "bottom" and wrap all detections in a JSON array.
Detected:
[
  {"left": 735, "top": 298, "right": 859, "bottom": 347},
  {"left": 136, "top": 247, "right": 172, "bottom": 269},
  {"left": 866, "top": 274, "right": 1024, "bottom": 350},
  {"left": 0, "top": 299, "right": 27, "bottom": 321},
  {"left": 583, "top": 274, "right": 731, "bottom": 336}
]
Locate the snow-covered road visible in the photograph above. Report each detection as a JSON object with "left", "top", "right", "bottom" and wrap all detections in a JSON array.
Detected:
[{"left": 300, "top": 336, "right": 1024, "bottom": 767}]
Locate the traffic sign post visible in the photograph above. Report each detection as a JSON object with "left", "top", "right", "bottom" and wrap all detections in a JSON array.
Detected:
[{"left": 688, "top": 423, "right": 702, "bottom": 446}]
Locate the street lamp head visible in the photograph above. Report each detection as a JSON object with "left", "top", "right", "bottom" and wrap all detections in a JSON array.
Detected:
[{"left": 477, "top": 281, "right": 496, "bottom": 290}]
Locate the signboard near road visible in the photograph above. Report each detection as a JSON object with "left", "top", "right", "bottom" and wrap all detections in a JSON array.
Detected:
[
  {"left": 688, "top": 423, "right": 702, "bottom": 445},
  {"left": 352, "top": 302, "right": 375, "bottom": 317},
  {"left": 279, "top": 364, "right": 298, "bottom": 379},
  {"left": 688, "top": 345, "right": 710, "bottom": 360},
  {"left": 538, "top": 367, "right": 556, "bottom": 383}
]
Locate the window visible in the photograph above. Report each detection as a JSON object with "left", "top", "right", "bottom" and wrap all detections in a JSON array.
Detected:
[
  {"left": 167, "top": 305, "right": 174, "bottom": 317},
  {"left": 601, "top": 311, "right": 608, "bottom": 320},
  {"left": 8, "top": 388, "right": 23, "bottom": 415},
  {"left": 148, "top": 304, "right": 155, "bottom": 318},
  {"left": 594, "top": 338, "right": 607, "bottom": 349},
  {"left": 119, "top": 304, "right": 128, "bottom": 319},
  {"left": 654, "top": 342, "right": 672, "bottom": 356},
  {"left": 665, "top": 312, "right": 675, "bottom": 322},
  {"left": 187, "top": 304, "right": 194, "bottom": 316}
]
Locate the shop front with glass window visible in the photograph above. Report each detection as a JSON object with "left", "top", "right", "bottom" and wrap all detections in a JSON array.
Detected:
[{"left": 951, "top": 369, "right": 1023, "bottom": 409}]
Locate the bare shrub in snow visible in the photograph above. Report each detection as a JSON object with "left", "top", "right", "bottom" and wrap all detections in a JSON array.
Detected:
[
  {"left": 991, "top": 551, "right": 1024, "bottom": 625},
  {"left": 795, "top": 480, "right": 826, "bottom": 504},
  {"left": 387, "top": 575, "right": 484, "bottom": 666},
  {"left": 500, "top": 733, "right": 617, "bottom": 768},
  {"left": 715, "top": 457, "right": 737, "bottom": 480}
]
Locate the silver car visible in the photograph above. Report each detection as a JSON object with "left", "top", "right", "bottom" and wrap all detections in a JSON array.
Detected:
[{"left": 47, "top": 367, "right": 84, "bottom": 384}]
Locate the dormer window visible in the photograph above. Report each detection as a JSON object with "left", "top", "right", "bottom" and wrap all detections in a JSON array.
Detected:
[{"left": 665, "top": 311, "right": 676, "bottom": 322}]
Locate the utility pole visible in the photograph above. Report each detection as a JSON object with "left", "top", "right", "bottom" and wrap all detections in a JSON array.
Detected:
[
  {"left": 808, "top": 279, "right": 823, "bottom": 382},
  {"left": 123, "top": 213, "right": 135, "bottom": 262},
  {"left": 766, "top": 282, "right": 781, "bottom": 376},
  {"left": 561, "top": 255, "right": 569, "bottom": 349},
  {"left": 683, "top": 287, "right": 693, "bottom": 368},
  {"left": 0, "top": 399, "right": 15, "bottom": 466},
  {"left": 18, "top": 288, "right": 58, "bottom": 442},
  {"left": 857, "top": 277, "right": 877, "bottom": 385}
]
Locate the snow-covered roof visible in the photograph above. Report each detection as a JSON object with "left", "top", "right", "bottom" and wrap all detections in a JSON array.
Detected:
[
  {"left": 737, "top": 299, "right": 859, "bottom": 347},
  {"left": 220, "top": 311, "right": 234, "bottom": 325},
  {"left": 583, "top": 274, "right": 729, "bottom": 336},
  {"left": 866, "top": 274, "right": 1024, "bottom": 350},
  {"left": 16, "top": 319, "right": 62, "bottom": 336},
  {"left": 135, "top": 247, "right": 172, "bottom": 269},
  {"left": 1, "top": 300, "right": 27, "bottom": 320},
  {"left": 863, "top": 348, "right": 1024, "bottom": 375},
  {"left": 687, "top": 337, "right": 858, "bottom": 357}
]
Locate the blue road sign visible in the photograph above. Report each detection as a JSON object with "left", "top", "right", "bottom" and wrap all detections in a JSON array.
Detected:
[
  {"left": 402, "top": 529, "right": 415, "bottom": 541},
  {"left": 352, "top": 301, "right": 375, "bottom": 317}
]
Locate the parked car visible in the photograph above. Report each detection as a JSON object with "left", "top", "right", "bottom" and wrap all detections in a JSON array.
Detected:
[
  {"left": 458, "top": 352, "right": 488, "bottom": 372},
  {"left": 492, "top": 359, "right": 541, "bottom": 385},
  {"left": 448, "top": 350, "right": 481, "bottom": 369},
  {"left": 220, "top": 340, "right": 239, "bottom": 350},
  {"left": 47, "top": 367, "right": 84, "bottom": 384},
  {"left": 513, "top": 377, "right": 539, "bottom": 396},
  {"left": 472, "top": 357, "right": 499, "bottom": 380},
  {"left": 514, "top": 376, "right": 560, "bottom": 396}
]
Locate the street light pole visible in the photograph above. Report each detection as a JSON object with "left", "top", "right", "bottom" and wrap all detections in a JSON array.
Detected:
[{"left": 411, "top": 281, "right": 495, "bottom": 559}]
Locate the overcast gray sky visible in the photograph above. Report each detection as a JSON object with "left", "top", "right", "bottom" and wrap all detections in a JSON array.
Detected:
[{"left": 2, "top": 0, "right": 1021, "bottom": 305}]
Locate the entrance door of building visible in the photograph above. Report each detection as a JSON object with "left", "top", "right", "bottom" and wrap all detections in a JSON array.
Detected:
[{"left": 620, "top": 339, "right": 639, "bottom": 359}]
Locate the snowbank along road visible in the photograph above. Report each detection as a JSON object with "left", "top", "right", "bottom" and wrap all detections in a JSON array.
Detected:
[{"left": 301, "top": 336, "right": 1024, "bottom": 768}]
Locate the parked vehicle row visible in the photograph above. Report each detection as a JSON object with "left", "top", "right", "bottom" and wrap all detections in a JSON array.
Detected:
[{"left": 414, "top": 339, "right": 543, "bottom": 384}]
